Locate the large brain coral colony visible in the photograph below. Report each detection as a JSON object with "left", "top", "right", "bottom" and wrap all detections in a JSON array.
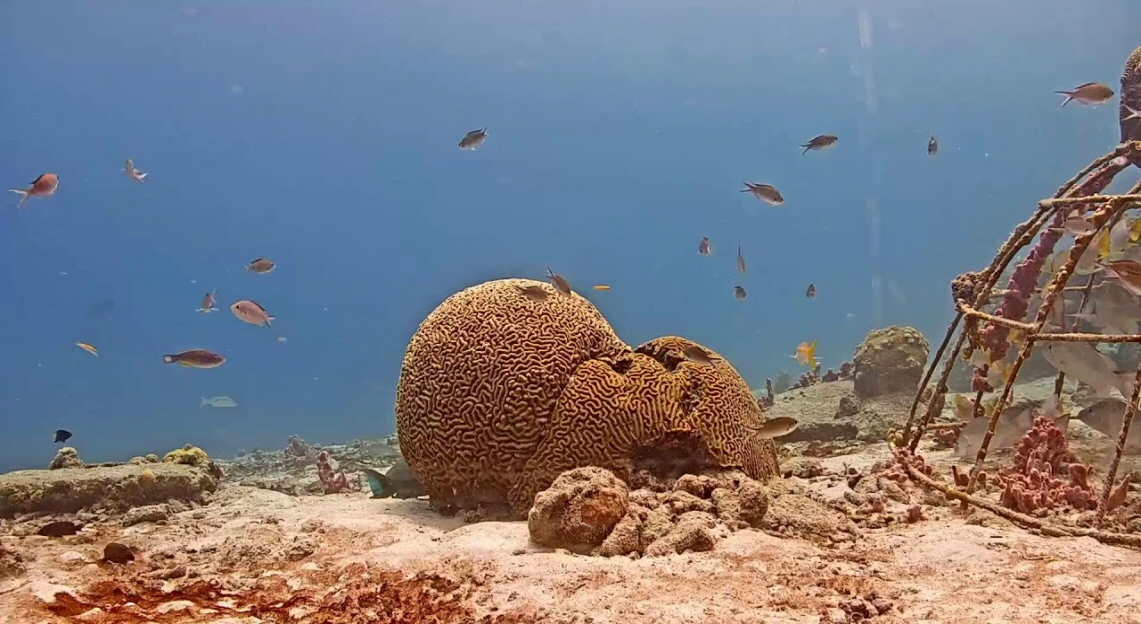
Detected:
[{"left": 394, "top": 278, "right": 781, "bottom": 517}]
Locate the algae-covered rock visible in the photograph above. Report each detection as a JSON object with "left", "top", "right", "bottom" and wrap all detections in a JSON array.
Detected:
[
  {"left": 49, "top": 447, "right": 84, "bottom": 470},
  {"left": 0, "top": 464, "right": 217, "bottom": 518},
  {"left": 164, "top": 444, "right": 224, "bottom": 480},
  {"left": 852, "top": 326, "right": 930, "bottom": 399}
]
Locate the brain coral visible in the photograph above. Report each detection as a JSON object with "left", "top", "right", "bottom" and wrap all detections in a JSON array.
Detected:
[{"left": 395, "top": 278, "right": 781, "bottom": 516}]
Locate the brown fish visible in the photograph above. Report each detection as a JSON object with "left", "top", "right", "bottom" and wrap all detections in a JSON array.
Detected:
[
  {"left": 736, "top": 243, "right": 746, "bottom": 273},
  {"left": 1099, "top": 259, "right": 1141, "bottom": 297},
  {"left": 459, "top": 128, "right": 488, "bottom": 150},
  {"left": 231, "top": 299, "right": 274, "bottom": 326},
  {"left": 546, "top": 268, "right": 571, "bottom": 295},
  {"left": 515, "top": 284, "right": 549, "bottom": 301},
  {"left": 102, "top": 542, "right": 135, "bottom": 565},
  {"left": 699, "top": 237, "right": 712, "bottom": 256},
  {"left": 1076, "top": 398, "right": 1141, "bottom": 450},
  {"left": 197, "top": 289, "right": 217, "bottom": 313},
  {"left": 10, "top": 172, "right": 59, "bottom": 206},
  {"left": 123, "top": 159, "right": 148, "bottom": 184},
  {"left": 734, "top": 285, "right": 747, "bottom": 300},
  {"left": 800, "top": 134, "right": 837, "bottom": 154},
  {"left": 1056, "top": 82, "right": 1115, "bottom": 108},
  {"left": 806, "top": 283, "right": 816, "bottom": 298},
  {"left": 927, "top": 135, "right": 938, "bottom": 155},
  {"left": 38, "top": 521, "right": 80, "bottom": 537},
  {"left": 683, "top": 345, "right": 720, "bottom": 365},
  {"left": 740, "top": 182, "right": 784, "bottom": 205},
  {"left": 163, "top": 349, "right": 226, "bottom": 369},
  {"left": 749, "top": 416, "right": 798, "bottom": 439},
  {"left": 246, "top": 258, "right": 276, "bottom": 274}
]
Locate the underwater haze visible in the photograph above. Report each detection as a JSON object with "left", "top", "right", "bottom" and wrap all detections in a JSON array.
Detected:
[{"left": 1, "top": 0, "right": 1137, "bottom": 471}]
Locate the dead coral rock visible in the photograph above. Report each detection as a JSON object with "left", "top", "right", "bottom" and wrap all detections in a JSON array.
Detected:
[
  {"left": 852, "top": 326, "right": 930, "bottom": 399},
  {"left": 396, "top": 278, "right": 781, "bottom": 516},
  {"left": 665, "top": 490, "right": 715, "bottom": 515},
  {"left": 0, "top": 465, "right": 217, "bottom": 519},
  {"left": 527, "top": 467, "right": 630, "bottom": 554},
  {"left": 0, "top": 543, "right": 26, "bottom": 581},
  {"left": 644, "top": 514, "right": 718, "bottom": 556},
  {"left": 782, "top": 456, "right": 825, "bottom": 479},
  {"left": 710, "top": 487, "right": 744, "bottom": 527},
  {"left": 673, "top": 474, "right": 713, "bottom": 498},
  {"left": 762, "top": 484, "right": 856, "bottom": 542},
  {"left": 163, "top": 444, "right": 224, "bottom": 481},
  {"left": 737, "top": 479, "right": 770, "bottom": 528},
  {"left": 49, "top": 447, "right": 84, "bottom": 470},
  {"left": 121, "top": 504, "right": 170, "bottom": 527}
]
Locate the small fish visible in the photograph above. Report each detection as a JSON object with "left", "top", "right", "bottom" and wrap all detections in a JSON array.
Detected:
[
  {"left": 515, "top": 284, "right": 549, "bottom": 301},
  {"left": 954, "top": 400, "right": 1069, "bottom": 459},
  {"left": 740, "top": 183, "right": 784, "bottom": 205},
  {"left": 1070, "top": 280, "right": 1141, "bottom": 335},
  {"left": 1123, "top": 103, "right": 1141, "bottom": 123},
  {"left": 163, "top": 349, "right": 226, "bottom": 369},
  {"left": 201, "top": 396, "right": 237, "bottom": 408},
  {"left": 699, "top": 237, "right": 712, "bottom": 256},
  {"left": 1099, "top": 259, "right": 1141, "bottom": 297},
  {"left": 806, "top": 283, "right": 816, "bottom": 298},
  {"left": 592, "top": 284, "right": 611, "bottom": 291},
  {"left": 927, "top": 135, "right": 938, "bottom": 155},
  {"left": 1056, "top": 82, "right": 1115, "bottom": 108},
  {"left": 459, "top": 128, "right": 488, "bottom": 150},
  {"left": 231, "top": 299, "right": 275, "bottom": 326},
  {"left": 53, "top": 429, "right": 72, "bottom": 444},
  {"left": 10, "top": 173, "right": 59, "bottom": 207},
  {"left": 1130, "top": 217, "right": 1141, "bottom": 243},
  {"left": 736, "top": 243, "right": 746, "bottom": 273},
  {"left": 123, "top": 159, "right": 148, "bottom": 184},
  {"left": 277, "top": 336, "right": 288, "bottom": 343},
  {"left": 734, "top": 285, "right": 747, "bottom": 300},
  {"left": 749, "top": 416, "right": 799, "bottom": 439},
  {"left": 75, "top": 342, "right": 98, "bottom": 357},
  {"left": 546, "top": 268, "right": 571, "bottom": 295},
  {"left": 793, "top": 340, "right": 818, "bottom": 368},
  {"left": 1076, "top": 398, "right": 1141, "bottom": 450},
  {"left": 197, "top": 289, "right": 217, "bottom": 313},
  {"left": 38, "top": 521, "right": 79, "bottom": 537},
  {"left": 1040, "top": 341, "right": 1132, "bottom": 399},
  {"left": 102, "top": 542, "right": 135, "bottom": 565},
  {"left": 246, "top": 258, "right": 276, "bottom": 274},
  {"left": 1055, "top": 217, "right": 1096, "bottom": 237},
  {"left": 362, "top": 459, "right": 426, "bottom": 499},
  {"left": 800, "top": 135, "right": 838, "bottom": 154},
  {"left": 683, "top": 345, "right": 720, "bottom": 365}
]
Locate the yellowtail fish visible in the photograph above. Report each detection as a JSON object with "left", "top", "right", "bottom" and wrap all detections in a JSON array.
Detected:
[
  {"left": 699, "top": 237, "right": 712, "bottom": 256},
  {"left": 10, "top": 173, "right": 59, "bottom": 207},
  {"left": 740, "top": 182, "right": 784, "bottom": 205},
  {"left": 515, "top": 284, "right": 549, "bottom": 301},
  {"left": 792, "top": 340, "right": 818, "bottom": 368},
  {"left": 197, "top": 289, "right": 217, "bottom": 313},
  {"left": 806, "top": 283, "right": 816, "bottom": 298},
  {"left": 123, "top": 159, "right": 148, "bottom": 184},
  {"left": 246, "top": 258, "right": 276, "bottom": 274},
  {"left": 734, "top": 285, "right": 747, "bottom": 299},
  {"left": 458, "top": 128, "right": 488, "bottom": 150},
  {"left": 736, "top": 243, "right": 746, "bottom": 273},
  {"left": 592, "top": 284, "right": 611, "bottom": 291},
  {"left": 927, "top": 135, "right": 938, "bottom": 155},
  {"left": 231, "top": 299, "right": 274, "bottom": 326},
  {"left": 1099, "top": 259, "right": 1141, "bottom": 297},
  {"left": 682, "top": 345, "right": 720, "bottom": 365},
  {"left": 546, "top": 268, "right": 571, "bottom": 295},
  {"left": 749, "top": 416, "right": 799, "bottom": 439},
  {"left": 800, "top": 134, "right": 837, "bottom": 154},
  {"left": 163, "top": 349, "right": 225, "bottom": 369},
  {"left": 75, "top": 342, "right": 98, "bottom": 357},
  {"left": 1055, "top": 82, "right": 1114, "bottom": 108}
]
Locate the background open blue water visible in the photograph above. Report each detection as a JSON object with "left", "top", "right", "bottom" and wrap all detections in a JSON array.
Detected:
[{"left": 1, "top": 1, "right": 1137, "bottom": 470}]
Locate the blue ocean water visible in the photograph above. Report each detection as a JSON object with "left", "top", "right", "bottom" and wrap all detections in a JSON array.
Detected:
[{"left": 1, "top": 1, "right": 1137, "bottom": 471}]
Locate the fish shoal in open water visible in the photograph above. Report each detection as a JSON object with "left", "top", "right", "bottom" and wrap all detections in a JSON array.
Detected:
[
  {"left": 740, "top": 183, "right": 784, "bottom": 205},
  {"left": 231, "top": 299, "right": 274, "bottom": 327},
  {"left": 163, "top": 349, "right": 226, "bottom": 369},
  {"left": 123, "top": 159, "right": 148, "bottom": 184},
  {"left": 246, "top": 258, "right": 276, "bottom": 274},
  {"left": 1056, "top": 82, "right": 1115, "bottom": 108},
  {"left": 10, "top": 173, "right": 58, "bottom": 207},
  {"left": 800, "top": 134, "right": 837, "bottom": 154},
  {"left": 459, "top": 128, "right": 488, "bottom": 150}
]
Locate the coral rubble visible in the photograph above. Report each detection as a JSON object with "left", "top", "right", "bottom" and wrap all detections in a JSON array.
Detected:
[{"left": 0, "top": 464, "right": 217, "bottom": 518}]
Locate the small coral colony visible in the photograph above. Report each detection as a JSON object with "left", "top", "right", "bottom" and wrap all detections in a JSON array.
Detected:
[{"left": 10, "top": 81, "right": 1121, "bottom": 432}]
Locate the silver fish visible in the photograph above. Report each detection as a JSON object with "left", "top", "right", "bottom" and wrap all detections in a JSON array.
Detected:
[
  {"left": 736, "top": 243, "right": 746, "bottom": 273},
  {"left": 740, "top": 183, "right": 784, "bottom": 205},
  {"left": 1071, "top": 280, "right": 1141, "bottom": 335},
  {"left": 201, "top": 396, "right": 237, "bottom": 408},
  {"left": 1056, "top": 82, "right": 1114, "bottom": 108},
  {"left": 955, "top": 396, "right": 1069, "bottom": 458},
  {"left": 231, "top": 300, "right": 275, "bottom": 327},
  {"left": 1040, "top": 341, "right": 1132, "bottom": 399},
  {"left": 459, "top": 128, "right": 488, "bottom": 150},
  {"left": 1076, "top": 398, "right": 1141, "bottom": 450},
  {"left": 683, "top": 345, "right": 719, "bottom": 365},
  {"left": 750, "top": 416, "right": 798, "bottom": 439}
]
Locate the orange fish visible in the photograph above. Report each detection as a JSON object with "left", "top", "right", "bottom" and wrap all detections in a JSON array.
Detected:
[
  {"left": 10, "top": 173, "right": 59, "bottom": 207},
  {"left": 592, "top": 284, "right": 611, "bottom": 291},
  {"left": 792, "top": 340, "right": 818, "bottom": 368},
  {"left": 246, "top": 258, "right": 276, "bottom": 274},
  {"left": 163, "top": 349, "right": 225, "bottom": 369},
  {"left": 231, "top": 300, "right": 275, "bottom": 326},
  {"left": 75, "top": 342, "right": 98, "bottom": 357}
]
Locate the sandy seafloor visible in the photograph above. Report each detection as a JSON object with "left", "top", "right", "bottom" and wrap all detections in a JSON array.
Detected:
[{"left": 4, "top": 435, "right": 1141, "bottom": 624}]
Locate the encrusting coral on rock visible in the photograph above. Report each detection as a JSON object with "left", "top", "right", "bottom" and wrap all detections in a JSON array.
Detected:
[
  {"left": 48, "top": 447, "right": 84, "bottom": 470},
  {"left": 163, "top": 444, "right": 224, "bottom": 481},
  {"left": 852, "top": 326, "right": 929, "bottom": 399},
  {"left": 395, "top": 278, "right": 782, "bottom": 517}
]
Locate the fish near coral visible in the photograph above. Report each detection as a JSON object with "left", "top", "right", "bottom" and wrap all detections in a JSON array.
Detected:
[
  {"left": 1055, "top": 82, "right": 1114, "bottom": 108},
  {"left": 362, "top": 459, "right": 426, "bottom": 499},
  {"left": 1040, "top": 341, "right": 1132, "bottom": 399},
  {"left": 1076, "top": 398, "right": 1141, "bottom": 451},
  {"left": 955, "top": 399, "right": 1066, "bottom": 459},
  {"left": 515, "top": 284, "right": 549, "bottom": 301},
  {"left": 751, "top": 416, "right": 798, "bottom": 439},
  {"left": 546, "top": 268, "right": 572, "bottom": 295},
  {"left": 38, "top": 521, "right": 79, "bottom": 537},
  {"left": 102, "top": 542, "right": 135, "bottom": 565},
  {"left": 1122, "top": 45, "right": 1141, "bottom": 149},
  {"left": 10, "top": 173, "right": 58, "bottom": 207}
]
